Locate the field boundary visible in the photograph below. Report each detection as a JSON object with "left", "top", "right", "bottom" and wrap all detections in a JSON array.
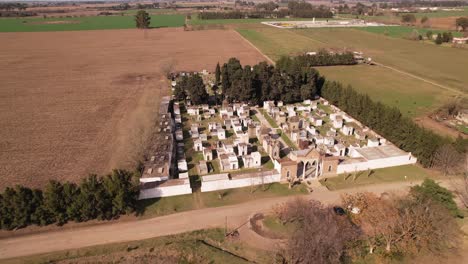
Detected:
[
  {"left": 286, "top": 28, "right": 463, "bottom": 96},
  {"left": 235, "top": 30, "right": 275, "bottom": 65}
]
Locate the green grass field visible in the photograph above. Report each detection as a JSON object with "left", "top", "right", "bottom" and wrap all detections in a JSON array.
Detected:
[
  {"left": 317, "top": 65, "right": 454, "bottom": 117},
  {"left": 319, "top": 165, "right": 432, "bottom": 190},
  {"left": 357, "top": 26, "right": 462, "bottom": 38},
  {"left": 238, "top": 26, "right": 465, "bottom": 117},
  {"left": 0, "top": 14, "right": 185, "bottom": 32}
]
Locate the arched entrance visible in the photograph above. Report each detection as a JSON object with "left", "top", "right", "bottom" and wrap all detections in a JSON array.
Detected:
[
  {"left": 297, "top": 161, "right": 304, "bottom": 178},
  {"left": 304, "top": 160, "right": 317, "bottom": 179}
]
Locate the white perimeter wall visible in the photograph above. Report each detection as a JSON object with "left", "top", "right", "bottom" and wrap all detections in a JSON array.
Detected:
[
  {"left": 201, "top": 173, "right": 281, "bottom": 192},
  {"left": 138, "top": 183, "right": 192, "bottom": 200},
  {"left": 337, "top": 155, "right": 417, "bottom": 174}
]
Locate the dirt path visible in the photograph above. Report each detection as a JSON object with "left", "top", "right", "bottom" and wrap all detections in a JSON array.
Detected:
[
  {"left": 0, "top": 181, "right": 423, "bottom": 260},
  {"left": 415, "top": 116, "right": 467, "bottom": 139}
]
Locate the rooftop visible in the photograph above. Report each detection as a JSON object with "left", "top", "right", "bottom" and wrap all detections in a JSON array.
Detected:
[{"left": 355, "top": 145, "right": 407, "bottom": 160}]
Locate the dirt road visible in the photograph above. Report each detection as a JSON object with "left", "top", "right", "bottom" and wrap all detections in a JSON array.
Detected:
[{"left": 0, "top": 181, "right": 421, "bottom": 260}]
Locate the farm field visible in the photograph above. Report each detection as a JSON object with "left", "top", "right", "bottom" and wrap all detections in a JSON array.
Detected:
[
  {"left": 317, "top": 65, "right": 455, "bottom": 117},
  {"left": 356, "top": 25, "right": 462, "bottom": 38},
  {"left": 0, "top": 28, "right": 267, "bottom": 190},
  {"left": 292, "top": 28, "right": 468, "bottom": 92},
  {"left": 238, "top": 26, "right": 465, "bottom": 117},
  {"left": 0, "top": 14, "right": 185, "bottom": 32}
]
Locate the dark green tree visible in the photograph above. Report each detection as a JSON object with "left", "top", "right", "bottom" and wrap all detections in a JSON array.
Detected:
[
  {"left": 102, "top": 170, "right": 138, "bottom": 216},
  {"left": 186, "top": 74, "right": 208, "bottom": 105},
  {"left": 215, "top": 62, "right": 221, "bottom": 84},
  {"left": 43, "top": 180, "right": 69, "bottom": 225},
  {"left": 410, "top": 178, "right": 463, "bottom": 218},
  {"left": 435, "top": 33, "right": 443, "bottom": 45},
  {"left": 135, "top": 10, "right": 151, "bottom": 29}
]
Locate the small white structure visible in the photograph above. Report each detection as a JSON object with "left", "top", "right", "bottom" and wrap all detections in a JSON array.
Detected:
[
  {"left": 187, "top": 106, "right": 200, "bottom": 116},
  {"left": 193, "top": 138, "right": 203, "bottom": 152},
  {"left": 219, "top": 153, "right": 239, "bottom": 171},
  {"left": 237, "top": 143, "right": 248, "bottom": 156},
  {"left": 179, "top": 172, "right": 189, "bottom": 179},
  {"left": 203, "top": 148, "right": 213, "bottom": 161},
  {"left": 342, "top": 125, "right": 355, "bottom": 136},
  {"left": 217, "top": 129, "right": 226, "bottom": 140},
  {"left": 367, "top": 138, "right": 380, "bottom": 147},
  {"left": 243, "top": 151, "right": 262, "bottom": 168},
  {"left": 178, "top": 159, "right": 188, "bottom": 172},
  {"left": 333, "top": 117, "right": 344, "bottom": 129},
  {"left": 175, "top": 129, "right": 184, "bottom": 141}
]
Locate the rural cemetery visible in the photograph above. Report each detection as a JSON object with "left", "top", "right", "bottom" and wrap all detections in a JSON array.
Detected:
[{"left": 139, "top": 71, "right": 416, "bottom": 200}]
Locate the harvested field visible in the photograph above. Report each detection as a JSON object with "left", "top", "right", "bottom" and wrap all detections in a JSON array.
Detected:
[{"left": 0, "top": 28, "right": 267, "bottom": 190}]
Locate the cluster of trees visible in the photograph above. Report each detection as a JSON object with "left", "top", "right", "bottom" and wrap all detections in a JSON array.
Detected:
[
  {"left": 337, "top": 3, "right": 380, "bottom": 16},
  {"left": 255, "top": 1, "right": 278, "bottom": 12},
  {"left": 174, "top": 74, "right": 209, "bottom": 105},
  {"left": 276, "top": 179, "right": 462, "bottom": 263},
  {"left": 0, "top": 3, "right": 28, "bottom": 11},
  {"left": 198, "top": 1, "right": 332, "bottom": 20},
  {"left": 277, "top": 51, "right": 357, "bottom": 68},
  {"left": 401, "top": 13, "right": 417, "bottom": 24},
  {"left": 320, "top": 81, "right": 448, "bottom": 167},
  {"left": 135, "top": 10, "right": 151, "bottom": 29},
  {"left": 456, "top": 17, "right": 468, "bottom": 31},
  {"left": 286, "top": 1, "right": 333, "bottom": 18},
  {"left": 434, "top": 32, "right": 454, "bottom": 44},
  {"left": 0, "top": 170, "right": 139, "bottom": 230},
  {"left": 219, "top": 58, "right": 323, "bottom": 105}
]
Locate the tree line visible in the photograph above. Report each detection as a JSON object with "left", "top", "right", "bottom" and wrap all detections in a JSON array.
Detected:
[
  {"left": 198, "top": 1, "right": 333, "bottom": 20},
  {"left": 278, "top": 50, "right": 357, "bottom": 67},
  {"left": 0, "top": 170, "right": 139, "bottom": 230},
  {"left": 276, "top": 179, "right": 462, "bottom": 263}
]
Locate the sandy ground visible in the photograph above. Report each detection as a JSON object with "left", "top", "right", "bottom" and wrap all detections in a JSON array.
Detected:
[
  {"left": 0, "top": 181, "right": 423, "bottom": 260},
  {"left": 0, "top": 28, "right": 267, "bottom": 190}
]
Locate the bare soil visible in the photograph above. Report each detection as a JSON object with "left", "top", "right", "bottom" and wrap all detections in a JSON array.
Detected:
[
  {"left": 0, "top": 28, "right": 267, "bottom": 190},
  {"left": 415, "top": 116, "right": 467, "bottom": 139}
]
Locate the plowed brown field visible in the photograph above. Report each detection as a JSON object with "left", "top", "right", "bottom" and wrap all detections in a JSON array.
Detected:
[{"left": 0, "top": 28, "right": 267, "bottom": 190}]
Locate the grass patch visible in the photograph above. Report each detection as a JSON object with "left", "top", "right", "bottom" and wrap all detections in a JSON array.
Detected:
[
  {"left": 319, "top": 165, "right": 431, "bottom": 191},
  {"left": 316, "top": 65, "right": 454, "bottom": 117},
  {"left": 357, "top": 26, "right": 462, "bottom": 38},
  {"left": 258, "top": 108, "right": 279, "bottom": 128},
  {"left": 137, "top": 183, "right": 308, "bottom": 218},
  {"left": 262, "top": 214, "right": 297, "bottom": 238},
  {"left": 4, "top": 229, "right": 258, "bottom": 264},
  {"left": 0, "top": 14, "right": 185, "bottom": 32},
  {"left": 279, "top": 131, "right": 298, "bottom": 150}
]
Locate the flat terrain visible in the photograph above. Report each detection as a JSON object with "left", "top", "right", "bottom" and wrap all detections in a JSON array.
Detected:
[
  {"left": 0, "top": 180, "right": 428, "bottom": 261},
  {"left": 0, "top": 14, "right": 185, "bottom": 32},
  {"left": 0, "top": 28, "right": 267, "bottom": 190},
  {"left": 238, "top": 26, "right": 466, "bottom": 117}
]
